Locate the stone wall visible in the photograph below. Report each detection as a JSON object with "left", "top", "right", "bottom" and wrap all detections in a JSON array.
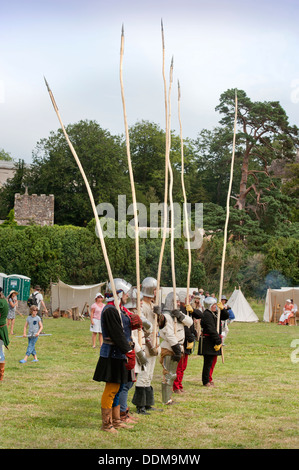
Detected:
[
  {"left": 0, "top": 161, "right": 15, "bottom": 187},
  {"left": 14, "top": 190, "right": 54, "bottom": 226}
]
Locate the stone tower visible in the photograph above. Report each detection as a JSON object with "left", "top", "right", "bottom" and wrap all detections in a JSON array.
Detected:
[{"left": 14, "top": 188, "right": 54, "bottom": 226}]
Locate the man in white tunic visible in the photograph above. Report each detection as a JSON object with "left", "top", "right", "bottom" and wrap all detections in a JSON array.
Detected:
[
  {"left": 132, "top": 277, "right": 160, "bottom": 414},
  {"left": 159, "top": 291, "right": 193, "bottom": 405}
]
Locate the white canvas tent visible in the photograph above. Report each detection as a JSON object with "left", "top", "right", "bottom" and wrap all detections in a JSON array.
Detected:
[
  {"left": 227, "top": 287, "right": 259, "bottom": 322},
  {"left": 263, "top": 287, "right": 299, "bottom": 322},
  {"left": 51, "top": 280, "right": 106, "bottom": 313}
]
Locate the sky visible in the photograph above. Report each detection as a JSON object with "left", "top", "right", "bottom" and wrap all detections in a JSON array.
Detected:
[{"left": 1, "top": 0, "right": 299, "bottom": 163}]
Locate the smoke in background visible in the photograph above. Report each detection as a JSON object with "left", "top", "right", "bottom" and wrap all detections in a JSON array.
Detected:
[{"left": 257, "top": 270, "right": 292, "bottom": 298}]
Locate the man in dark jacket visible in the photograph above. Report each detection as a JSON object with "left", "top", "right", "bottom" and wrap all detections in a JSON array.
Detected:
[
  {"left": 173, "top": 291, "right": 204, "bottom": 394},
  {"left": 198, "top": 296, "right": 229, "bottom": 387}
]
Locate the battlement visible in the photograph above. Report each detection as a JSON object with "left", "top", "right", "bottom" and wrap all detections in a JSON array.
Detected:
[{"left": 14, "top": 189, "right": 54, "bottom": 226}]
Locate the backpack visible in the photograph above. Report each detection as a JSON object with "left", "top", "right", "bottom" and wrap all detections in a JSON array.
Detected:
[{"left": 27, "top": 292, "right": 38, "bottom": 308}]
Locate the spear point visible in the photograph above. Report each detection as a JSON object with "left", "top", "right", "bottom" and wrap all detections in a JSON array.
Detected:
[
  {"left": 161, "top": 18, "right": 165, "bottom": 49},
  {"left": 44, "top": 75, "right": 51, "bottom": 92},
  {"left": 43, "top": 76, "right": 58, "bottom": 111}
]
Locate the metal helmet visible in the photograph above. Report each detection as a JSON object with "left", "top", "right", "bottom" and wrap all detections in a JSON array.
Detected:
[
  {"left": 178, "top": 291, "right": 187, "bottom": 304},
  {"left": 107, "top": 278, "right": 132, "bottom": 300},
  {"left": 141, "top": 277, "right": 157, "bottom": 298},
  {"left": 126, "top": 287, "right": 143, "bottom": 309},
  {"left": 204, "top": 296, "right": 217, "bottom": 310},
  {"left": 163, "top": 291, "right": 180, "bottom": 312}
]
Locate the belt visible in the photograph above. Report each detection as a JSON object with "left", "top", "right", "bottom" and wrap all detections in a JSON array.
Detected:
[{"left": 103, "top": 339, "right": 115, "bottom": 345}]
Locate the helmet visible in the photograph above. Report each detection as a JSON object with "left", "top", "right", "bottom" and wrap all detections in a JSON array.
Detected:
[
  {"left": 204, "top": 296, "right": 217, "bottom": 310},
  {"left": 178, "top": 291, "right": 187, "bottom": 304},
  {"left": 126, "top": 287, "right": 143, "bottom": 309},
  {"left": 107, "top": 278, "right": 132, "bottom": 300},
  {"left": 141, "top": 277, "right": 157, "bottom": 298},
  {"left": 163, "top": 291, "right": 180, "bottom": 312}
]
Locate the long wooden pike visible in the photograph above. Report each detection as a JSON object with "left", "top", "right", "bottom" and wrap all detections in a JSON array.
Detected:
[
  {"left": 178, "top": 80, "right": 192, "bottom": 307},
  {"left": 155, "top": 19, "right": 169, "bottom": 308},
  {"left": 167, "top": 57, "right": 177, "bottom": 314},
  {"left": 119, "top": 25, "right": 141, "bottom": 321},
  {"left": 217, "top": 89, "right": 238, "bottom": 362},
  {"left": 153, "top": 20, "right": 169, "bottom": 347},
  {"left": 44, "top": 77, "right": 121, "bottom": 315},
  {"left": 159, "top": 21, "right": 176, "bottom": 311}
]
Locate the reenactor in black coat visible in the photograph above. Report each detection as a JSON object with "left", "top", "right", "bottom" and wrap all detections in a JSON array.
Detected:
[{"left": 198, "top": 296, "right": 229, "bottom": 386}]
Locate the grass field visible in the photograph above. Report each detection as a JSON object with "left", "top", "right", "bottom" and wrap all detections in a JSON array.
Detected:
[{"left": 1, "top": 301, "right": 298, "bottom": 450}]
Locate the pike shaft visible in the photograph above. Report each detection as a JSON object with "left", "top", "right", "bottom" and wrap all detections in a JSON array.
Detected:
[
  {"left": 217, "top": 90, "right": 238, "bottom": 343},
  {"left": 44, "top": 77, "right": 121, "bottom": 316},
  {"left": 119, "top": 26, "right": 141, "bottom": 317}
]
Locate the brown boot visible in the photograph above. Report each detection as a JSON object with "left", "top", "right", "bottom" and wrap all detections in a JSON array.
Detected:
[
  {"left": 120, "top": 408, "right": 139, "bottom": 424},
  {"left": 101, "top": 408, "right": 118, "bottom": 434},
  {"left": 0, "top": 363, "right": 5, "bottom": 381},
  {"left": 112, "top": 405, "right": 133, "bottom": 429}
]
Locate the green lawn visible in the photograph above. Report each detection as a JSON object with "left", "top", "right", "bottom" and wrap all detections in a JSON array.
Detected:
[{"left": 1, "top": 303, "right": 298, "bottom": 450}]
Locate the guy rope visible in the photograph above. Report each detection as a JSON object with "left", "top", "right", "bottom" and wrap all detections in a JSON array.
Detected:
[
  {"left": 217, "top": 89, "right": 238, "bottom": 362},
  {"left": 44, "top": 78, "right": 121, "bottom": 317}
]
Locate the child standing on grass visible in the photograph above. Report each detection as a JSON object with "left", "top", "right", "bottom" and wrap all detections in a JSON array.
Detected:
[{"left": 19, "top": 306, "right": 43, "bottom": 363}]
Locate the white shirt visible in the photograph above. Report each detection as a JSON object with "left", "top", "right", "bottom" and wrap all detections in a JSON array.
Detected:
[{"left": 34, "top": 291, "right": 43, "bottom": 310}]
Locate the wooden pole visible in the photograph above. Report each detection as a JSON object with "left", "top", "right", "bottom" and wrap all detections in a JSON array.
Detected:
[
  {"left": 156, "top": 19, "right": 169, "bottom": 305},
  {"left": 217, "top": 89, "right": 238, "bottom": 362},
  {"left": 157, "top": 20, "right": 177, "bottom": 335},
  {"left": 119, "top": 25, "right": 141, "bottom": 317},
  {"left": 178, "top": 80, "right": 192, "bottom": 307},
  {"left": 44, "top": 77, "right": 121, "bottom": 316},
  {"left": 167, "top": 57, "right": 176, "bottom": 313},
  {"left": 217, "top": 89, "right": 238, "bottom": 331},
  {"left": 153, "top": 20, "right": 169, "bottom": 348}
]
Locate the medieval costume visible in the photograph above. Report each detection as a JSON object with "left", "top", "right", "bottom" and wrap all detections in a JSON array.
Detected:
[
  {"left": 219, "top": 295, "right": 235, "bottom": 344},
  {"left": 93, "top": 279, "right": 141, "bottom": 433},
  {"left": 132, "top": 277, "right": 159, "bottom": 414},
  {"left": 159, "top": 292, "right": 193, "bottom": 404},
  {"left": 0, "top": 289, "right": 9, "bottom": 381},
  {"left": 278, "top": 299, "right": 294, "bottom": 325},
  {"left": 173, "top": 292, "right": 204, "bottom": 394},
  {"left": 197, "top": 296, "right": 229, "bottom": 386},
  {"left": 119, "top": 286, "right": 149, "bottom": 425}
]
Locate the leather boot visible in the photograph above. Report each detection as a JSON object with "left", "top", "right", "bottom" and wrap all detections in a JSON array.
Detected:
[
  {"left": 0, "top": 363, "right": 5, "bottom": 381},
  {"left": 101, "top": 408, "right": 118, "bottom": 434},
  {"left": 120, "top": 408, "right": 139, "bottom": 423},
  {"left": 112, "top": 405, "right": 133, "bottom": 429}
]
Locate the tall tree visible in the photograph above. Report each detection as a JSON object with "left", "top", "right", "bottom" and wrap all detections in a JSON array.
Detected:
[
  {"left": 0, "top": 148, "right": 13, "bottom": 161},
  {"left": 25, "top": 120, "right": 131, "bottom": 226},
  {"left": 0, "top": 159, "right": 27, "bottom": 219},
  {"left": 215, "top": 89, "right": 299, "bottom": 213}
]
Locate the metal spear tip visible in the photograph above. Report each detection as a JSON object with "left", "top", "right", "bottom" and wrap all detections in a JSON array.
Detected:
[
  {"left": 43, "top": 76, "right": 51, "bottom": 92},
  {"left": 121, "top": 23, "right": 124, "bottom": 36},
  {"left": 161, "top": 19, "right": 165, "bottom": 48}
]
